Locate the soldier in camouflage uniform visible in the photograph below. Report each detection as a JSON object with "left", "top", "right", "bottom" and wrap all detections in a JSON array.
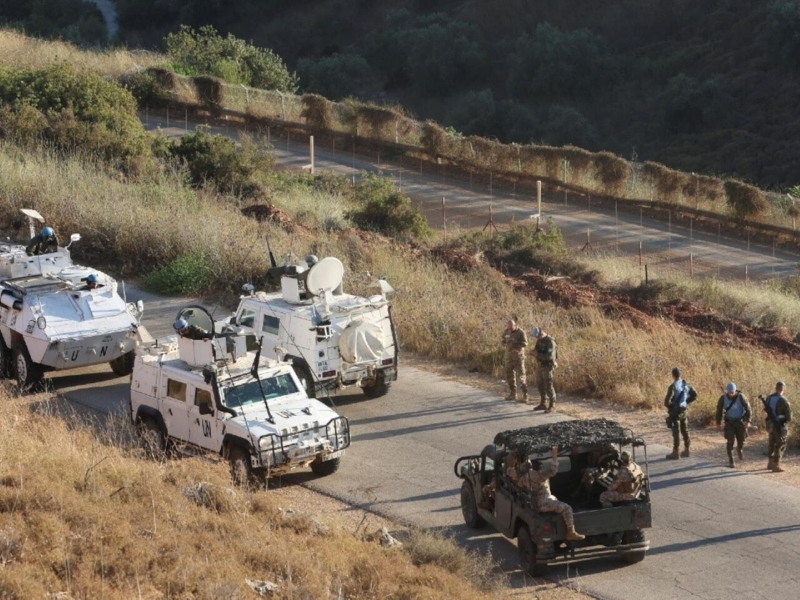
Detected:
[
  {"left": 664, "top": 367, "right": 691, "bottom": 460},
  {"left": 173, "top": 318, "right": 210, "bottom": 340},
  {"left": 531, "top": 327, "right": 558, "bottom": 412},
  {"left": 599, "top": 451, "right": 643, "bottom": 508},
  {"left": 517, "top": 446, "right": 585, "bottom": 541},
  {"left": 715, "top": 382, "right": 752, "bottom": 468},
  {"left": 502, "top": 317, "right": 528, "bottom": 402},
  {"left": 764, "top": 381, "right": 792, "bottom": 473}
]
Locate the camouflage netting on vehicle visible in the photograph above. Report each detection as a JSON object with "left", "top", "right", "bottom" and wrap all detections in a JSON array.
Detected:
[{"left": 494, "top": 418, "right": 634, "bottom": 455}]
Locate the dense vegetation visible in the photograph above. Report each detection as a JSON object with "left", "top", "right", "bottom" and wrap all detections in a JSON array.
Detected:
[
  {"left": 109, "top": 0, "right": 800, "bottom": 188},
  {"left": 0, "top": 0, "right": 106, "bottom": 45}
]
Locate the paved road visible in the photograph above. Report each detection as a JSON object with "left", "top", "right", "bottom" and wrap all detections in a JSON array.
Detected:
[
  {"left": 55, "top": 289, "right": 800, "bottom": 600},
  {"left": 142, "top": 113, "right": 800, "bottom": 281}
]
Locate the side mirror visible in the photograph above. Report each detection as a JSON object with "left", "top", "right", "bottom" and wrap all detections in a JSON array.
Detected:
[
  {"left": 136, "top": 300, "right": 144, "bottom": 314},
  {"left": 65, "top": 233, "right": 81, "bottom": 249},
  {"left": 199, "top": 403, "right": 213, "bottom": 416}
]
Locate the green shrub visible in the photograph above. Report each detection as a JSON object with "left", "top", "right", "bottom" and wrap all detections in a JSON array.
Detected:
[
  {"left": 165, "top": 25, "right": 298, "bottom": 92},
  {"left": 120, "top": 69, "right": 172, "bottom": 108},
  {"left": 144, "top": 253, "right": 212, "bottom": 296},
  {"left": 170, "top": 130, "right": 272, "bottom": 193},
  {"left": 297, "top": 53, "right": 377, "bottom": 100},
  {"left": 0, "top": 62, "right": 150, "bottom": 163},
  {"left": 348, "top": 172, "right": 431, "bottom": 240}
]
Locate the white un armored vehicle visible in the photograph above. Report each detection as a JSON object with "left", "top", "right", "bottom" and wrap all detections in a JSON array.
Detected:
[
  {"left": 0, "top": 209, "right": 144, "bottom": 388},
  {"left": 130, "top": 305, "right": 350, "bottom": 485},
  {"left": 227, "top": 252, "right": 398, "bottom": 399}
]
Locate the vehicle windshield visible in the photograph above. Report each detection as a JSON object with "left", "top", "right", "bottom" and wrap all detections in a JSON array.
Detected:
[{"left": 222, "top": 373, "right": 299, "bottom": 408}]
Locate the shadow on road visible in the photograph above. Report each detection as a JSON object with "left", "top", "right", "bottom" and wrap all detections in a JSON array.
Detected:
[{"left": 648, "top": 524, "right": 800, "bottom": 556}]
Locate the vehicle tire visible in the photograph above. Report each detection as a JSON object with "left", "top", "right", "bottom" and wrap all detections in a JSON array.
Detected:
[
  {"left": 310, "top": 456, "right": 340, "bottom": 476},
  {"left": 362, "top": 371, "right": 391, "bottom": 399},
  {"left": 229, "top": 444, "right": 257, "bottom": 488},
  {"left": 109, "top": 350, "right": 135, "bottom": 377},
  {"left": 138, "top": 417, "right": 167, "bottom": 459},
  {"left": 518, "top": 525, "right": 547, "bottom": 577},
  {"left": 13, "top": 345, "right": 43, "bottom": 391},
  {"left": 621, "top": 530, "right": 647, "bottom": 564},
  {"left": 0, "top": 338, "right": 11, "bottom": 378},
  {"left": 461, "top": 480, "right": 487, "bottom": 529},
  {"left": 291, "top": 359, "right": 316, "bottom": 398}
]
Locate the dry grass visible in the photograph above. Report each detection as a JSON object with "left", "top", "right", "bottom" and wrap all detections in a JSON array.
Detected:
[
  {"left": 1, "top": 140, "right": 797, "bottom": 433},
  {"left": 581, "top": 252, "right": 800, "bottom": 331},
  {"left": 0, "top": 390, "right": 502, "bottom": 599},
  {"left": 0, "top": 29, "right": 162, "bottom": 76}
]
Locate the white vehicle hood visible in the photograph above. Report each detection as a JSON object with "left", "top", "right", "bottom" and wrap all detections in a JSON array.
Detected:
[
  {"left": 37, "top": 291, "right": 135, "bottom": 339},
  {"left": 228, "top": 395, "right": 342, "bottom": 439}
]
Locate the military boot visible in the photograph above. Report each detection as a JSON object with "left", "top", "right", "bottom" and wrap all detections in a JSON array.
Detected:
[
  {"left": 520, "top": 390, "right": 529, "bottom": 403},
  {"left": 680, "top": 444, "right": 690, "bottom": 458},
  {"left": 771, "top": 460, "right": 785, "bottom": 473},
  {"left": 737, "top": 447, "right": 744, "bottom": 461},
  {"left": 566, "top": 526, "right": 585, "bottom": 541},
  {"left": 533, "top": 401, "right": 547, "bottom": 411},
  {"left": 767, "top": 457, "right": 775, "bottom": 470},
  {"left": 727, "top": 451, "right": 735, "bottom": 468},
  {"left": 505, "top": 392, "right": 517, "bottom": 402},
  {"left": 665, "top": 446, "right": 680, "bottom": 460}
]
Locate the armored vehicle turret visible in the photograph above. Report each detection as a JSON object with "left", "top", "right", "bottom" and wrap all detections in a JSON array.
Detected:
[
  {"left": 130, "top": 305, "right": 350, "bottom": 484},
  {"left": 0, "top": 209, "right": 144, "bottom": 388},
  {"left": 227, "top": 253, "right": 398, "bottom": 399}
]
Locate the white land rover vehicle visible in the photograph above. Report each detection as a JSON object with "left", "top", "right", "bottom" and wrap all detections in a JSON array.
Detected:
[
  {"left": 130, "top": 306, "right": 350, "bottom": 484},
  {"left": 0, "top": 209, "right": 144, "bottom": 388},
  {"left": 229, "top": 255, "right": 398, "bottom": 399}
]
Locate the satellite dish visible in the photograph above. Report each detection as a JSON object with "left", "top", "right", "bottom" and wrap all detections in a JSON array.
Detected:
[
  {"left": 306, "top": 257, "right": 344, "bottom": 295},
  {"left": 20, "top": 209, "right": 44, "bottom": 222}
]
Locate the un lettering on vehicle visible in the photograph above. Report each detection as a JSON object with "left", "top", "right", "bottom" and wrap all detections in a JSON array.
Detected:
[{"left": 202, "top": 420, "right": 212, "bottom": 438}]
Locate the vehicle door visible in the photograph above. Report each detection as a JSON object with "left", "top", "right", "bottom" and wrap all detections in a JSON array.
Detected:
[
  {"left": 188, "top": 384, "right": 222, "bottom": 451},
  {"left": 235, "top": 305, "right": 257, "bottom": 333},
  {"left": 258, "top": 312, "right": 281, "bottom": 360},
  {"left": 159, "top": 375, "right": 190, "bottom": 441}
]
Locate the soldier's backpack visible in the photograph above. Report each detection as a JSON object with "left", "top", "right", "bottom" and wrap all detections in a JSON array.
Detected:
[{"left": 686, "top": 385, "right": 698, "bottom": 404}]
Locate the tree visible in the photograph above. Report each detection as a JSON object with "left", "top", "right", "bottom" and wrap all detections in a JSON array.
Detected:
[
  {"left": 506, "top": 23, "right": 610, "bottom": 101},
  {"left": 661, "top": 73, "right": 731, "bottom": 133},
  {"left": 165, "top": 25, "right": 298, "bottom": 92},
  {"left": 769, "top": 0, "right": 800, "bottom": 66},
  {"left": 297, "top": 53, "right": 377, "bottom": 100}
]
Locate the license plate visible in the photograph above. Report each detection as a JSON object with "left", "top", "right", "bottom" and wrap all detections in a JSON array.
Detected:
[{"left": 322, "top": 449, "right": 344, "bottom": 461}]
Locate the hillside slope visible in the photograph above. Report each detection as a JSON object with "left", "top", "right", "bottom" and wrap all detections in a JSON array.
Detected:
[{"left": 112, "top": 0, "right": 800, "bottom": 187}]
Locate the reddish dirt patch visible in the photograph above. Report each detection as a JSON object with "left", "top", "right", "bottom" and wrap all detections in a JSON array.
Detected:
[
  {"left": 241, "top": 202, "right": 300, "bottom": 232},
  {"left": 500, "top": 267, "right": 800, "bottom": 360}
]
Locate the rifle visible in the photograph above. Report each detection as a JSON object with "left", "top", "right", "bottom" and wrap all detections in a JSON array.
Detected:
[{"left": 759, "top": 394, "right": 785, "bottom": 433}]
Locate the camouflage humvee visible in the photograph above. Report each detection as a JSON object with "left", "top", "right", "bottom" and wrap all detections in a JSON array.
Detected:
[{"left": 454, "top": 418, "right": 652, "bottom": 575}]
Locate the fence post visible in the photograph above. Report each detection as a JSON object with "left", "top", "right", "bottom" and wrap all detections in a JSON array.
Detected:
[
  {"left": 690, "top": 253, "right": 693, "bottom": 278},
  {"left": 442, "top": 197, "right": 447, "bottom": 243},
  {"left": 745, "top": 264, "right": 748, "bottom": 284},
  {"left": 309, "top": 135, "right": 315, "bottom": 175},
  {"left": 639, "top": 240, "right": 642, "bottom": 266},
  {"left": 395, "top": 120, "right": 399, "bottom": 144},
  {"left": 645, "top": 264, "right": 649, "bottom": 285},
  {"left": 537, "top": 180, "right": 542, "bottom": 220},
  {"left": 184, "top": 107, "right": 188, "bottom": 131}
]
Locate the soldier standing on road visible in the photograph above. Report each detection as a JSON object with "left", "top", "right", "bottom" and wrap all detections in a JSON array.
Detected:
[
  {"left": 664, "top": 367, "right": 691, "bottom": 460},
  {"left": 763, "top": 381, "right": 792, "bottom": 473},
  {"left": 599, "top": 451, "right": 644, "bottom": 508},
  {"left": 531, "top": 327, "right": 557, "bottom": 413},
  {"left": 502, "top": 317, "right": 528, "bottom": 402},
  {"left": 518, "top": 445, "right": 585, "bottom": 540},
  {"left": 25, "top": 225, "right": 58, "bottom": 256},
  {"left": 715, "top": 382, "right": 752, "bottom": 468}
]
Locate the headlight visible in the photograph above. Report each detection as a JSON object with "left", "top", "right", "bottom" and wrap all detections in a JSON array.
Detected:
[
  {"left": 258, "top": 437, "right": 272, "bottom": 450},
  {"left": 36, "top": 316, "right": 46, "bottom": 330}
]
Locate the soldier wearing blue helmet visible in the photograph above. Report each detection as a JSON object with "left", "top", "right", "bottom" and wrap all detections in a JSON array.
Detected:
[
  {"left": 26, "top": 225, "right": 59, "bottom": 256},
  {"left": 173, "top": 317, "right": 210, "bottom": 340},
  {"left": 82, "top": 273, "right": 102, "bottom": 291}
]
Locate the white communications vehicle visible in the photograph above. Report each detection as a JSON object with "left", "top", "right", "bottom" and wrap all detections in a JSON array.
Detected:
[
  {"left": 228, "top": 253, "right": 398, "bottom": 399},
  {"left": 129, "top": 305, "right": 350, "bottom": 484},
  {"left": 0, "top": 209, "right": 143, "bottom": 388}
]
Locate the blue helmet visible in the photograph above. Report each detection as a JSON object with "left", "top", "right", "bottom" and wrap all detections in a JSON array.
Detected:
[
  {"left": 725, "top": 382, "right": 737, "bottom": 393},
  {"left": 87, "top": 274, "right": 99, "bottom": 283},
  {"left": 41, "top": 226, "right": 54, "bottom": 238},
  {"left": 173, "top": 318, "right": 188, "bottom": 331}
]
